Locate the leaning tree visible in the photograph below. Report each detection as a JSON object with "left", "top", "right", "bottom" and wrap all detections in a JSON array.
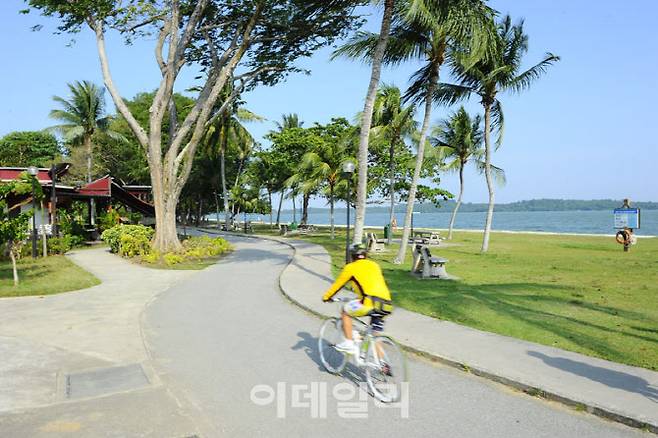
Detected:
[{"left": 24, "top": 0, "right": 363, "bottom": 252}]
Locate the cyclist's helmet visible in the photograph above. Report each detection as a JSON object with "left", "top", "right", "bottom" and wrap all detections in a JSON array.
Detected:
[{"left": 349, "top": 243, "right": 368, "bottom": 261}]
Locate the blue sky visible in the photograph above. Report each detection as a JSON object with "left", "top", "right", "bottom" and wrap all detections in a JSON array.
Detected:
[{"left": 1, "top": 0, "right": 656, "bottom": 206}]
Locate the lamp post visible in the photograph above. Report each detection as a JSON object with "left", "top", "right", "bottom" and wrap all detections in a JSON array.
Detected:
[
  {"left": 27, "top": 166, "right": 39, "bottom": 258},
  {"left": 342, "top": 161, "right": 355, "bottom": 263}
]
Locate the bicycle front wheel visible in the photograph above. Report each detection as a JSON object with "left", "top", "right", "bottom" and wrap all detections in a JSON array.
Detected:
[
  {"left": 365, "top": 335, "right": 407, "bottom": 403},
  {"left": 318, "top": 318, "right": 347, "bottom": 374}
]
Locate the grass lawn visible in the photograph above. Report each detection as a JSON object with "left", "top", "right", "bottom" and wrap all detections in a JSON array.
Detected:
[
  {"left": 255, "top": 224, "right": 658, "bottom": 370},
  {"left": 0, "top": 255, "right": 100, "bottom": 298}
]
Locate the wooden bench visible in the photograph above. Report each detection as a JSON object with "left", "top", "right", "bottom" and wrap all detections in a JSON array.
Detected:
[
  {"left": 366, "top": 232, "right": 386, "bottom": 252},
  {"left": 411, "top": 244, "right": 452, "bottom": 279}
]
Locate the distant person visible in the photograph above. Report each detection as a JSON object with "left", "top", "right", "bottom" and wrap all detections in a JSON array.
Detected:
[{"left": 391, "top": 217, "right": 397, "bottom": 231}]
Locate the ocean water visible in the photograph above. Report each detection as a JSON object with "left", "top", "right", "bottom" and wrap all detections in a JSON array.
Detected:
[{"left": 251, "top": 209, "right": 658, "bottom": 236}]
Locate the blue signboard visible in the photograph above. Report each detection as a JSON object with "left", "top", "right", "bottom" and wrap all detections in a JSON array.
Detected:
[{"left": 613, "top": 208, "right": 640, "bottom": 229}]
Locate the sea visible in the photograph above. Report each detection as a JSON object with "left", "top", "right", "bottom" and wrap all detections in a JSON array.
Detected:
[{"left": 237, "top": 209, "right": 658, "bottom": 237}]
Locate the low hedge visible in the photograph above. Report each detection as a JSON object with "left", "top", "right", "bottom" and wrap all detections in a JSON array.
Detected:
[{"left": 101, "top": 225, "right": 231, "bottom": 267}]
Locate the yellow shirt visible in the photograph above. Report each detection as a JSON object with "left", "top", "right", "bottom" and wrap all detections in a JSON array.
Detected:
[{"left": 322, "top": 259, "right": 392, "bottom": 303}]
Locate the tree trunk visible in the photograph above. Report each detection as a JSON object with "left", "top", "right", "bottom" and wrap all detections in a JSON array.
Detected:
[
  {"left": 9, "top": 247, "right": 19, "bottom": 286},
  {"left": 41, "top": 200, "right": 48, "bottom": 256},
  {"left": 448, "top": 164, "right": 465, "bottom": 240},
  {"left": 394, "top": 81, "right": 436, "bottom": 264},
  {"left": 353, "top": 0, "right": 395, "bottom": 245},
  {"left": 387, "top": 139, "right": 396, "bottom": 245},
  {"left": 276, "top": 191, "right": 284, "bottom": 226},
  {"left": 268, "top": 190, "right": 273, "bottom": 228},
  {"left": 150, "top": 163, "right": 182, "bottom": 252},
  {"left": 481, "top": 103, "right": 495, "bottom": 253},
  {"left": 301, "top": 193, "right": 310, "bottom": 225},
  {"left": 292, "top": 196, "right": 296, "bottom": 223},
  {"left": 329, "top": 185, "right": 335, "bottom": 240},
  {"left": 214, "top": 191, "right": 220, "bottom": 227},
  {"left": 85, "top": 134, "right": 97, "bottom": 226},
  {"left": 220, "top": 149, "right": 230, "bottom": 229}
]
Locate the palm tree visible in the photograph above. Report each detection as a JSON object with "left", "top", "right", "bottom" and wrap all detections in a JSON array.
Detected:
[
  {"left": 204, "top": 105, "right": 261, "bottom": 229},
  {"left": 436, "top": 15, "right": 559, "bottom": 252},
  {"left": 370, "top": 84, "right": 417, "bottom": 244},
  {"left": 289, "top": 133, "right": 355, "bottom": 239},
  {"left": 49, "top": 80, "right": 123, "bottom": 225},
  {"left": 333, "top": 0, "right": 395, "bottom": 245},
  {"left": 338, "top": 0, "right": 495, "bottom": 264},
  {"left": 432, "top": 106, "right": 505, "bottom": 239},
  {"left": 275, "top": 113, "right": 304, "bottom": 130}
]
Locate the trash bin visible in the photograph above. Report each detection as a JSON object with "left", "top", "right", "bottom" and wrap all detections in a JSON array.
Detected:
[
  {"left": 384, "top": 224, "right": 391, "bottom": 239},
  {"left": 290, "top": 222, "right": 298, "bottom": 231}
]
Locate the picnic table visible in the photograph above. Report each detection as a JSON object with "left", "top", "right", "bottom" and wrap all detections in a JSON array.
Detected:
[{"left": 410, "top": 230, "right": 442, "bottom": 245}]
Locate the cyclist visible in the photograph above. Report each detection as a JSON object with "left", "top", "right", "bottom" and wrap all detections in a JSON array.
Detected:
[{"left": 322, "top": 243, "right": 393, "bottom": 353}]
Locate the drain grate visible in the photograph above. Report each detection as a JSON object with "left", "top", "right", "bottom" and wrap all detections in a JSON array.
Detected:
[{"left": 66, "top": 363, "right": 150, "bottom": 399}]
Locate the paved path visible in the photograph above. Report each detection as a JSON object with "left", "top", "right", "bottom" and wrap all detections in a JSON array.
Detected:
[
  {"left": 273, "top": 235, "right": 658, "bottom": 433},
  {"left": 0, "top": 247, "right": 201, "bottom": 437},
  {"left": 143, "top": 233, "right": 643, "bottom": 437}
]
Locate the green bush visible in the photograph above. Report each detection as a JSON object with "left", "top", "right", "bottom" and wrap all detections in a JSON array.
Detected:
[
  {"left": 101, "top": 224, "right": 154, "bottom": 256},
  {"left": 98, "top": 208, "right": 121, "bottom": 233},
  {"left": 182, "top": 236, "right": 232, "bottom": 259},
  {"left": 163, "top": 252, "right": 185, "bottom": 266},
  {"left": 48, "top": 235, "right": 73, "bottom": 255}
]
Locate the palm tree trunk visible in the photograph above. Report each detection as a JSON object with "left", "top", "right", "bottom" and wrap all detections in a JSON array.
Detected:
[
  {"left": 85, "top": 134, "right": 96, "bottom": 226},
  {"left": 220, "top": 149, "right": 229, "bottom": 228},
  {"left": 481, "top": 103, "right": 495, "bottom": 253},
  {"left": 9, "top": 247, "right": 19, "bottom": 286},
  {"left": 394, "top": 81, "right": 436, "bottom": 264},
  {"left": 301, "top": 193, "right": 309, "bottom": 225},
  {"left": 387, "top": 140, "right": 395, "bottom": 245},
  {"left": 268, "top": 190, "right": 273, "bottom": 228},
  {"left": 329, "top": 185, "right": 335, "bottom": 240},
  {"left": 353, "top": 0, "right": 395, "bottom": 245},
  {"left": 233, "top": 159, "right": 244, "bottom": 188},
  {"left": 292, "top": 196, "right": 296, "bottom": 223},
  {"left": 448, "top": 163, "right": 465, "bottom": 240},
  {"left": 276, "top": 191, "right": 284, "bottom": 226}
]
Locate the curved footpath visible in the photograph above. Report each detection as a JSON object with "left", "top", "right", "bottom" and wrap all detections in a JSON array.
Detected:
[
  {"left": 202, "top": 229, "right": 658, "bottom": 434},
  {"left": 143, "top": 230, "right": 645, "bottom": 437},
  {"left": 0, "top": 247, "right": 201, "bottom": 437}
]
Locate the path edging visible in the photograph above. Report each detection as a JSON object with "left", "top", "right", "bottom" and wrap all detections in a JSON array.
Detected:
[{"left": 198, "top": 228, "right": 657, "bottom": 434}]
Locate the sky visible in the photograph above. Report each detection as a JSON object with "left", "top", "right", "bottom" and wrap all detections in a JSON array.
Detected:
[{"left": 0, "top": 0, "right": 657, "bottom": 208}]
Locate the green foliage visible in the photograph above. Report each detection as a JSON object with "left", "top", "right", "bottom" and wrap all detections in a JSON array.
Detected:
[
  {"left": 142, "top": 236, "right": 232, "bottom": 266},
  {"left": 0, "top": 131, "right": 60, "bottom": 167},
  {"left": 101, "top": 224, "right": 154, "bottom": 255},
  {"left": 48, "top": 235, "right": 74, "bottom": 255},
  {"left": 98, "top": 208, "right": 121, "bottom": 233}
]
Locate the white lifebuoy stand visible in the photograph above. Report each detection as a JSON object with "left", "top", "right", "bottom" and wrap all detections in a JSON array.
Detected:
[{"left": 614, "top": 199, "right": 640, "bottom": 252}]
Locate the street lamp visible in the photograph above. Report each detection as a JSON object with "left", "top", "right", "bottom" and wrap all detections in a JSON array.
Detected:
[
  {"left": 342, "top": 161, "right": 355, "bottom": 263},
  {"left": 27, "top": 166, "right": 39, "bottom": 258}
]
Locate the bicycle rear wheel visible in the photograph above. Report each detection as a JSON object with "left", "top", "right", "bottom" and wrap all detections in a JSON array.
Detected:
[
  {"left": 365, "top": 335, "right": 407, "bottom": 403},
  {"left": 318, "top": 318, "right": 348, "bottom": 374}
]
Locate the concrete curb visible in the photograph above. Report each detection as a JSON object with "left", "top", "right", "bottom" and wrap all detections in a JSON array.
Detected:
[{"left": 198, "top": 228, "right": 657, "bottom": 434}]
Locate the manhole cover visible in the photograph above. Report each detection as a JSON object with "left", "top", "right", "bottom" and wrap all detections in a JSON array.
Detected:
[{"left": 66, "top": 364, "right": 149, "bottom": 399}]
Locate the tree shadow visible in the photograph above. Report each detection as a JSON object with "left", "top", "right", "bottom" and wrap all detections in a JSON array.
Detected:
[
  {"left": 527, "top": 351, "right": 658, "bottom": 403},
  {"left": 393, "top": 281, "right": 657, "bottom": 367}
]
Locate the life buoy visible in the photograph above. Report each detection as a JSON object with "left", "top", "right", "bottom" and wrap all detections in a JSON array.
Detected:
[{"left": 616, "top": 230, "right": 631, "bottom": 245}]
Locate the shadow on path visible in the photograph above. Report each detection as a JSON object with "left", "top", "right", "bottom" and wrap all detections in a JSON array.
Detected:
[{"left": 527, "top": 351, "right": 658, "bottom": 403}]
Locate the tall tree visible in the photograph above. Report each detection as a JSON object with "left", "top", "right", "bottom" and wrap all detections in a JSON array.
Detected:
[
  {"left": 26, "top": 0, "right": 363, "bottom": 252},
  {"left": 432, "top": 106, "right": 504, "bottom": 239},
  {"left": 436, "top": 15, "right": 559, "bottom": 252},
  {"left": 369, "top": 84, "right": 417, "bottom": 243},
  {"left": 288, "top": 118, "right": 357, "bottom": 238},
  {"left": 48, "top": 81, "right": 121, "bottom": 184},
  {"left": 337, "top": 0, "right": 495, "bottom": 263},
  {"left": 0, "top": 131, "right": 60, "bottom": 167},
  {"left": 334, "top": 0, "right": 395, "bottom": 244},
  {"left": 48, "top": 80, "right": 124, "bottom": 225}
]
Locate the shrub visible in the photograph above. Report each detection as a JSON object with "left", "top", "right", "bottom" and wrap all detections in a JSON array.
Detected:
[
  {"left": 101, "top": 224, "right": 154, "bottom": 256},
  {"left": 48, "top": 235, "right": 73, "bottom": 255},
  {"left": 182, "top": 236, "right": 232, "bottom": 259},
  {"left": 98, "top": 208, "right": 121, "bottom": 233},
  {"left": 163, "top": 252, "right": 185, "bottom": 266}
]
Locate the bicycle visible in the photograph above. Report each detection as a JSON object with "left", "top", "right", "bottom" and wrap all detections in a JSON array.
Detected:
[{"left": 318, "top": 296, "right": 407, "bottom": 403}]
